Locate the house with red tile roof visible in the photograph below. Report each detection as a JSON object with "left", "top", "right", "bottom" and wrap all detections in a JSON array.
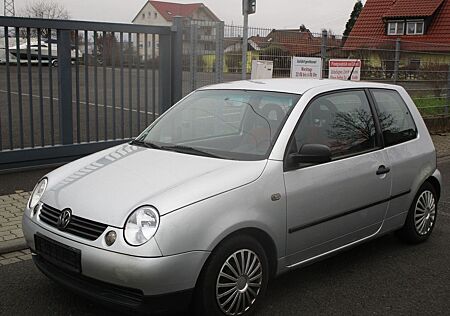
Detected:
[
  {"left": 343, "top": 0, "right": 450, "bottom": 80},
  {"left": 132, "top": 1, "right": 219, "bottom": 26},
  {"left": 132, "top": 1, "right": 221, "bottom": 57},
  {"left": 344, "top": 0, "right": 450, "bottom": 52}
]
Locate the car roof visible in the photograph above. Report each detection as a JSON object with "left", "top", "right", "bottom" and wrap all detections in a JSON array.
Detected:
[{"left": 199, "top": 79, "right": 401, "bottom": 95}]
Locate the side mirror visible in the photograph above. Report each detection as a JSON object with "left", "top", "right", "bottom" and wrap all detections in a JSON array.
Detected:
[{"left": 289, "top": 144, "right": 332, "bottom": 164}]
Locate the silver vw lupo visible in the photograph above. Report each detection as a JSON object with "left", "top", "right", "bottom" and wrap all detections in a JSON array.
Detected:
[{"left": 23, "top": 79, "right": 441, "bottom": 315}]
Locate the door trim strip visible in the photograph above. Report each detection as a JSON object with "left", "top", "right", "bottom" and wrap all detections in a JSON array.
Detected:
[{"left": 288, "top": 190, "right": 411, "bottom": 234}]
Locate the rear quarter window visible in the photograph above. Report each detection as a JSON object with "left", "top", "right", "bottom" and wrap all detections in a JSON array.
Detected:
[{"left": 371, "top": 89, "right": 418, "bottom": 146}]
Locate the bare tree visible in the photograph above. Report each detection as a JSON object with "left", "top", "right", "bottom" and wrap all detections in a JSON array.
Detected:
[
  {"left": 21, "top": 0, "right": 70, "bottom": 20},
  {"left": 18, "top": 1, "right": 70, "bottom": 38}
]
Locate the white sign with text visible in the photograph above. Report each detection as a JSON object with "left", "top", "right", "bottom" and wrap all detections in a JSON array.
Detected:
[
  {"left": 290, "top": 57, "right": 322, "bottom": 79},
  {"left": 328, "top": 59, "right": 361, "bottom": 81}
]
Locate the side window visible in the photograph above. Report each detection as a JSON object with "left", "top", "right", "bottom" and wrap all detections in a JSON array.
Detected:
[
  {"left": 293, "top": 90, "right": 377, "bottom": 158},
  {"left": 371, "top": 90, "right": 417, "bottom": 146}
]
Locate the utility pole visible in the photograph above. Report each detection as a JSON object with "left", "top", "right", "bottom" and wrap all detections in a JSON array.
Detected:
[
  {"left": 242, "top": 0, "right": 256, "bottom": 80},
  {"left": 4, "top": 0, "right": 15, "bottom": 16}
]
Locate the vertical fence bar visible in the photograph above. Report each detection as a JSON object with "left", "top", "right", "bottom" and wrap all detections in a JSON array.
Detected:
[
  {"left": 120, "top": 32, "right": 125, "bottom": 138},
  {"left": 393, "top": 38, "right": 401, "bottom": 84},
  {"left": 190, "top": 23, "right": 198, "bottom": 91},
  {"left": 4, "top": 27, "right": 13, "bottom": 149},
  {"left": 93, "top": 31, "right": 99, "bottom": 141},
  {"left": 321, "top": 30, "right": 328, "bottom": 79},
  {"left": 48, "top": 29, "right": 55, "bottom": 146},
  {"left": 37, "top": 29, "right": 45, "bottom": 147},
  {"left": 84, "top": 30, "right": 90, "bottom": 142},
  {"left": 15, "top": 27, "right": 24, "bottom": 148},
  {"left": 152, "top": 33, "right": 156, "bottom": 121},
  {"left": 75, "top": 31, "right": 81, "bottom": 143},
  {"left": 103, "top": 31, "right": 108, "bottom": 140},
  {"left": 26, "top": 28, "right": 34, "bottom": 148},
  {"left": 136, "top": 33, "right": 141, "bottom": 133},
  {"left": 446, "top": 65, "right": 450, "bottom": 115},
  {"left": 57, "top": 29, "right": 73, "bottom": 145},
  {"left": 215, "top": 21, "right": 225, "bottom": 83},
  {"left": 111, "top": 32, "right": 116, "bottom": 140},
  {"left": 128, "top": 32, "right": 133, "bottom": 137},
  {"left": 172, "top": 17, "right": 183, "bottom": 104},
  {"left": 159, "top": 34, "right": 172, "bottom": 114},
  {"left": 144, "top": 33, "right": 149, "bottom": 126}
]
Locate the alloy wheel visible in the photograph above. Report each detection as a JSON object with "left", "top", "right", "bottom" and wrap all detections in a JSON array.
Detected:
[
  {"left": 216, "top": 249, "right": 263, "bottom": 315},
  {"left": 414, "top": 190, "right": 436, "bottom": 236}
]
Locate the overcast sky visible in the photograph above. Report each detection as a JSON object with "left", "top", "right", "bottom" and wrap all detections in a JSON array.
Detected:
[{"left": 11, "top": 0, "right": 365, "bottom": 35}]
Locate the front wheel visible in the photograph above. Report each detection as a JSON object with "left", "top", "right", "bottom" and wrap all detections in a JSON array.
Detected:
[
  {"left": 194, "top": 235, "right": 269, "bottom": 316},
  {"left": 397, "top": 182, "right": 438, "bottom": 243}
]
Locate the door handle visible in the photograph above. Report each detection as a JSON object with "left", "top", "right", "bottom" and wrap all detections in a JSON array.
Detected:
[{"left": 376, "top": 165, "right": 391, "bottom": 175}]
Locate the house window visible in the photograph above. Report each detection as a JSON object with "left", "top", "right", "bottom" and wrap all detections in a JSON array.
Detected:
[
  {"left": 142, "top": 13, "right": 145, "bottom": 19},
  {"left": 154, "top": 12, "right": 157, "bottom": 19},
  {"left": 406, "top": 21, "right": 424, "bottom": 35},
  {"left": 387, "top": 21, "right": 405, "bottom": 35}
]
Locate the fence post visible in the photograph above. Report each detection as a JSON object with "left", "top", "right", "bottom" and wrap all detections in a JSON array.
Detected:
[
  {"left": 190, "top": 21, "right": 198, "bottom": 91},
  {"left": 159, "top": 34, "right": 172, "bottom": 114},
  {"left": 321, "top": 30, "right": 328, "bottom": 79},
  {"left": 393, "top": 38, "right": 401, "bottom": 84},
  {"left": 172, "top": 17, "right": 183, "bottom": 104},
  {"left": 215, "top": 21, "right": 225, "bottom": 83},
  {"left": 57, "top": 29, "right": 73, "bottom": 145},
  {"left": 446, "top": 65, "right": 450, "bottom": 114}
]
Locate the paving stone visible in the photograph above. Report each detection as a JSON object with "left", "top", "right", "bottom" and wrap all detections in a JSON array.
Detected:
[
  {"left": 21, "top": 249, "right": 31, "bottom": 254},
  {"left": 0, "top": 225, "right": 19, "bottom": 232},
  {"left": 18, "top": 254, "right": 32, "bottom": 261},
  {"left": 0, "top": 258, "right": 21, "bottom": 265},
  {"left": 2, "top": 234, "right": 17, "bottom": 241},
  {"left": 2, "top": 251, "right": 25, "bottom": 259}
]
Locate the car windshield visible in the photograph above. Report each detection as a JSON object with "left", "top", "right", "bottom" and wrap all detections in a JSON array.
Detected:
[{"left": 136, "top": 89, "right": 301, "bottom": 160}]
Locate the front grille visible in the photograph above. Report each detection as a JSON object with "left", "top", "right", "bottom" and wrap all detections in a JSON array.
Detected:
[{"left": 39, "top": 204, "right": 108, "bottom": 241}]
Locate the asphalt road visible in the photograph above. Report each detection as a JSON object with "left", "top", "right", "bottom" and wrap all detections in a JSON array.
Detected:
[{"left": 1, "top": 159, "right": 449, "bottom": 315}]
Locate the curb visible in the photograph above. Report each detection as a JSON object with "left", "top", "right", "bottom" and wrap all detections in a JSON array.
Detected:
[{"left": 0, "top": 238, "right": 27, "bottom": 255}]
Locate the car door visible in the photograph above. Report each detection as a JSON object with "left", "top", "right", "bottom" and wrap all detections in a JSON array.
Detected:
[
  {"left": 283, "top": 89, "right": 392, "bottom": 266},
  {"left": 369, "top": 89, "right": 426, "bottom": 225}
]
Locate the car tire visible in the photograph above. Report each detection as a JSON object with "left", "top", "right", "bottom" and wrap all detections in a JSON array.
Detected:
[
  {"left": 397, "top": 182, "right": 438, "bottom": 244},
  {"left": 193, "top": 234, "right": 269, "bottom": 316}
]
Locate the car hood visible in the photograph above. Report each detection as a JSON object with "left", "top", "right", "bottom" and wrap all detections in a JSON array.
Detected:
[{"left": 41, "top": 143, "right": 267, "bottom": 227}]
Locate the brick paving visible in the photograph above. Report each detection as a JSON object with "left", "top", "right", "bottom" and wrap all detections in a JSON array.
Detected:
[
  {"left": 0, "top": 249, "right": 32, "bottom": 265},
  {"left": 0, "top": 134, "right": 448, "bottom": 266},
  {"left": 0, "top": 191, "right": 30, "bottom": 243}
]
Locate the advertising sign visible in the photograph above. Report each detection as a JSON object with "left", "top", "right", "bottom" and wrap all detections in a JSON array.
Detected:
[
  {"left": 328, "top": 59, "right": 361, "bottom": 81},
  {"left": 290, "top": 57, "right": 322, "bottom": 79}
]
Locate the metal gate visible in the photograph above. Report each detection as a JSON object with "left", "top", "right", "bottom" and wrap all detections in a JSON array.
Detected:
[{"left": 0, "top": 16, "right": 182, "bottom": 171}]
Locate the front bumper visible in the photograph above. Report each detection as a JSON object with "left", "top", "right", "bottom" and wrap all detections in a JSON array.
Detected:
[
  {"left": 33, "top": 254, "right": 193, "bottom": 314},
  {"left": 23, "top": 215, "right": 209, "bottom": 311}
]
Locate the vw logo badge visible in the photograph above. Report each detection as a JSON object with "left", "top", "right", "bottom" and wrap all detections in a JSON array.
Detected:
[{"left": 57, "top": 209, "right": 72, "bottom": 230}]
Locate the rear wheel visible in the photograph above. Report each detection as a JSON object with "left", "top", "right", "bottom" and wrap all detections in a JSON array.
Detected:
[
  {"left": 397, "top": 182, "right": 438, "bottom": 243},
  {"left": 194, "top": 235, "right": 269, "bottom": 316}
]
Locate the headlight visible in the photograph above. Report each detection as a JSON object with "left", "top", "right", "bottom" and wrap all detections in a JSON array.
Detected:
[
  {"left": 28, "top": 178, "right": 48, "bottom": 209},
  {"left": 124, "top": 206, "right": 160, "bottom": 246}
]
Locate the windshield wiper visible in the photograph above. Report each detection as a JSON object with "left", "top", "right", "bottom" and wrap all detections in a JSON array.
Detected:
[
  {"left": 130, "top": 139, "right": 161, "bottom": 150},
  {"left": 161, "top": 145, "right": 221, "bottom": 158}
]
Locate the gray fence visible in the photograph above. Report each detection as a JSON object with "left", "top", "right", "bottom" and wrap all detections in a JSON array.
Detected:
[
  {"left": 1, "top": 16, "right": 449, "bottom": 171},
  {"left": 184, "top": 21, "right": 450, "bottom": 118},
  {"left": 0, "top": 16, "right": 182, "bottom": 171}
]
